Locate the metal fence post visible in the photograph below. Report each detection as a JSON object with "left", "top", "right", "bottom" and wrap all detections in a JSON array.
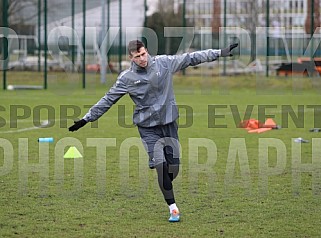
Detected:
[
  {"left": 38, "top": 0, "right": 41, "bottom": 72},
  {"left": 107, "top": 0, "right": 110, "bottom": 64},
  {"left": 44, "top": 0, "right": 48, "bottom": 89},
  {"left": 2, "top": 0, "right": 8, "bottom": 90},
  {"left": 72, "top": 0, "right": 75, "bottom": 72},
  {"left": 82, "top": 0, "right": 86, "bottom": 89},
  {"left": 223, "top": 0, "right": 227, "bottom": 76},
  {"left": 266, "top": 0, "right": 270, "bottom": 77},
  {"left": 100, "top": 0, "right": 107, "bottom": 84},
  {"left": 118, "top": 0, "right": 122, "bottom": 72},
  {"left": 310, "top": 0, "right": 315, "bottom": 58},
  {"left": 182, "top": 0, "right": 186, "bottom": 75}
]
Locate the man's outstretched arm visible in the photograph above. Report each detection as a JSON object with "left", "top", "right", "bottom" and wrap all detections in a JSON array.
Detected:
[{"left": 169, "top": 43, "right": 239, "bottom": 72}]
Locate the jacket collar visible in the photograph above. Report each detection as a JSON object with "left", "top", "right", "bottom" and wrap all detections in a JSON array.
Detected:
[{"left": 131, "top": 55, "right": 153, "bottom": 73}]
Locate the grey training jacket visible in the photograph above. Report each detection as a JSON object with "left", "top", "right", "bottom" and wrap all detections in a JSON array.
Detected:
[{"left": 83, "top": 49, "right": 221, "bottom": 127}]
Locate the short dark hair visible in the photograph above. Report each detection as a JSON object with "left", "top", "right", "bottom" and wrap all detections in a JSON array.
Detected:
[{"left": 128, "top": 40, "right": 145, "bottom": 55}]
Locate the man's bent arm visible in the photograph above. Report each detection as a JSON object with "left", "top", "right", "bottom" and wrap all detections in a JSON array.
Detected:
[{"left": 83, "top": 78, "right": 128, "bottom": 122}]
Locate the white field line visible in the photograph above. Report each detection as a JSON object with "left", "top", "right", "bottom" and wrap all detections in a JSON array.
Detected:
[{"left": 0, "top": 126, "right": 41, "bottom": 134}]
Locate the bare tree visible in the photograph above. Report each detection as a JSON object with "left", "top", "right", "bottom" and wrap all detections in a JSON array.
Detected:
[
  {"left": 232, "top": 0, "right": 266, "bottom": 62},
  {"left": 2, "top": 0, "right": 38, "bottom": 25},
  {"left": 157, "top": 0, "right": 177, "bottom": 54},
  {"left": 146, "top": 0, "right": 185, "bottom": 54},
  {"left": 304, "top": 0, "right": 320, "bottom": 34},
  {"left": 1, "top": 0, "right": 61, "bottom": 26}
]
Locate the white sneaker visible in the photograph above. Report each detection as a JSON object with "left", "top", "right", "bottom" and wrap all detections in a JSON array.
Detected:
[{"left": 168, "top": 209, "right": 180, "bottom": 222}]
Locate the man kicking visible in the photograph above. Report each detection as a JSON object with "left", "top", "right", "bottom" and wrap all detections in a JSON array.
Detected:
[{"left": 69, "top": 40, "right": 238, "bottom": 222}]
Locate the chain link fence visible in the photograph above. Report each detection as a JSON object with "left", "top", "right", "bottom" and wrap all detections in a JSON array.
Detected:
[{"left": 1, "top": 0, "right": 320, "bottom": 90}]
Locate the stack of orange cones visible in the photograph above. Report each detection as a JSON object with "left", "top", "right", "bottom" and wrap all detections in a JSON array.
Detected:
[{"left": 240, "top": 118, "right": 279, "bottom": 134}]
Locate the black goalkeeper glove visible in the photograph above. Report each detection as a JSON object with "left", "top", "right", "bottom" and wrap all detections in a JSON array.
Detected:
[
  {"left": 69, "top": 119, "right": 87, "bottom": 132},
  {"left": 221, "top": 43, "right": 239, "bottom": 57}
]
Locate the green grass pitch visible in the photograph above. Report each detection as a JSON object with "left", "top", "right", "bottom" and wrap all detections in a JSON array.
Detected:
[{"left": 0, "top": 71, "right": 321, "bottom": 237}]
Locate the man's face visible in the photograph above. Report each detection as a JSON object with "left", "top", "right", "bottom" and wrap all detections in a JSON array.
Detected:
[{"left": 129, "top": 47, "right": 148, "bottom": 68}]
